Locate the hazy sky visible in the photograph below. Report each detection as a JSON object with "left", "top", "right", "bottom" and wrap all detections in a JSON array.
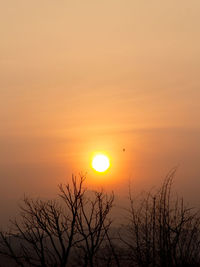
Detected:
[{"left": 1, "top": 1, "right": 200, "bottom": 225}]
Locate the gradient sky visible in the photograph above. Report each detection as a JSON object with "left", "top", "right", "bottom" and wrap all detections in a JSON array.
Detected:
[{"left": 1, "top": 0, "right": 200, "bottom": 225}]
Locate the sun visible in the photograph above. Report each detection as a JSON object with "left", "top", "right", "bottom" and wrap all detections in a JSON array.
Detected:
[{"left": 92, "top": 154, "right": 110, "bottom": 173}]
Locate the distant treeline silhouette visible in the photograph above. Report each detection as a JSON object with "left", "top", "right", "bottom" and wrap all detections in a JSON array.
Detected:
[{"left": 0, "top": 171, "right": 200, "bottom": 266}]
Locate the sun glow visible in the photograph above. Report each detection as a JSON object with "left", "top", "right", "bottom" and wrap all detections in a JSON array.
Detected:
[{"left": 92, "top": 154, "right": 110, "bottom": 173}]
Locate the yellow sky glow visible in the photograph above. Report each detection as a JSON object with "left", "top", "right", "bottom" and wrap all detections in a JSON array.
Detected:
[{"left": 1, "top": 0, "right": 200, "bottom": 226}]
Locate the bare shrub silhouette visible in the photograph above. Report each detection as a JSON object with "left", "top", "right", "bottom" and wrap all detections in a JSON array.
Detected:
[
  {"left": 121, "top": 169, "right": 200, "bottom": 267},
  {"left": 0, "top": 171, "right": 200, "bottom": 267},
  {"left": 0, "top": 175, "right": 114, "bottom": 267}
]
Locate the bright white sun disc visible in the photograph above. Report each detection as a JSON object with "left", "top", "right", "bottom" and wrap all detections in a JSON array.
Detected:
[{"left": 92, "top": 155, "right": 110, "bottom": 172}]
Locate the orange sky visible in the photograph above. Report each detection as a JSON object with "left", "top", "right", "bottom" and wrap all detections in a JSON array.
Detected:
[{"left": 1, "top": 0, "right": 200, "bottom": 225}]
